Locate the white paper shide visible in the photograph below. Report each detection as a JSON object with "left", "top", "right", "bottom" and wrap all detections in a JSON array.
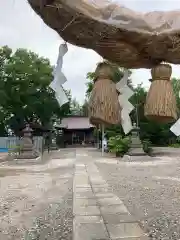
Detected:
[
  {"left": 116, "top": 70, "right": 134, "bottom": 135},
  {"left": 170, "top": 119, "right": 180, "bottom": 136},
  {"left": 170, "top": 90, "right": 180, "bottom": 136},
  {"left": 49, "top": 43, "right": 69, "bottom": 107}
]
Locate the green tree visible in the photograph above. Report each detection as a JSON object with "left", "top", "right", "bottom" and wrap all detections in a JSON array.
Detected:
[
  {"left": 81, "top": 99, "right": 89, "bottom": 117},
  {"left": 70, "top": 98, "right": 89, "bottom": 117},
  {"left": 0, "top": 46, "right": 71, "bottom": 135},
  {"left": 172, "top": 77, "right": 180, "bottom": 115},
  {"left": 70, "top": 98, "right": 82, "bottom": 115}
]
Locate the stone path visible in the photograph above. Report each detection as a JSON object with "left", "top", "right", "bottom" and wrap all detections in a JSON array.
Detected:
[{"left": 73, "top": 152, "right": 149, "bottom": 240}]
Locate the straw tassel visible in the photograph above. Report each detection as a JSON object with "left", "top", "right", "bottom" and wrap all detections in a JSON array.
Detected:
[
  {"left": 88, "top": 62, "right": 121, "bottom": 126},
  {"left": 144, "top": 64, "right": 177, "bottom": 123}
]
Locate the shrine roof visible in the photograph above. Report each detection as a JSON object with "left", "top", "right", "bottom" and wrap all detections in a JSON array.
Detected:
[{"left": 56, "top": 116, "right": 94, "bottom": 130}]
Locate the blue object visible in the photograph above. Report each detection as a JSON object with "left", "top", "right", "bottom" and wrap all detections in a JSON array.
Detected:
[{"left": 0, "top": 148, "right": 8, "bottom": 152}]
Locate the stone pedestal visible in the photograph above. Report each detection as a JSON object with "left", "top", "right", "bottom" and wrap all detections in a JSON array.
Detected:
[
  {"left": 17, "top": 124, "right": 39, "bottom": 159},
  {"left": 50, "top": 131, "right": 58, "bottom": 150},
  {"left": 51, "top": 142, "right": 58, "bottom": 150},
  {"left": 128, "top": 125, "right": 146, "bottom": 156}
]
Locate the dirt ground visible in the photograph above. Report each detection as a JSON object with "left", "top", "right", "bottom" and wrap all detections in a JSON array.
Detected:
[
  {"left": 0, "top": 152, "right": 8, "bottom": 162},
  {"left": 0, "top": 151, "right": 74, "bottom": 240}
]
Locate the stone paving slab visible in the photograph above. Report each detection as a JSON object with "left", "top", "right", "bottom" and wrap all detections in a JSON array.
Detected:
[
  {"left": 102, "top": 213, "right": 137, "bottom": 224},
  {"left": 74, "top": 187, "right": 92, "bottom": 192},
  {"left": 95, "top": 193, "right": 115, "bottom": 198},
  {"left": 74, "top": 176, "right": 88, "bottom": 179},
  {"left": 91, "top": 180, "right": 107, "bottom": 183},
  {"left": 89, "top": 176, "right": 105, "bottom": 180},
  {"left": 114, "top": 237, "right": 149, "bottom": 240},
  {"left": 93, "top": 187, "right": 109, "bottom": 193},
  {"left": 74, "top": 206, "right": 101, "bottom": 216},
  {"left": 76, "top": 164, "right": 86, "bottom": 167},
  {"left": 75, "top": 169, "right": 86, "bottom": 172},
  {"left": 74, "top": 180, "right": 89, "bottom": 186},
  {"left": 74, "top": 184, "right": 91, "bottom": 189},
  {"left": 100, "top": 205, "right": 129, "bottom": 215},
  {"left": 74, "top": 216, "right": 103, "bottom": 224},
  {"left": 74, "top": 192, "right": 95, "bottom": 199},
  {"left": 74, "top": 198, "right": 98, "bottom": 207},
  {"left": 106, "top": 223, "right": 144, "bottom": 239},
  {"left": 92, "top": 184, "right": 109, "bottom": 188},
  {"left": 92, "top": 183, "right": 108, "bottom": 187},
  {"left": 74, "top": 174, "right": 87, "bottom": 178},
  {"left": 74, "top": 222, "right": 109, "bottom": 240},
  {"left": 74, "top": 170, "right": 87, "bottom": 173},
  {"left": 98, "top": 196, "right": 123, "bottom": 206}
]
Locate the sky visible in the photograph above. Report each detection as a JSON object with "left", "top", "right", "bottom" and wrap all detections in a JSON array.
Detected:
[{"left": 1, "top": 0, "right": 180, "bottom": 103}]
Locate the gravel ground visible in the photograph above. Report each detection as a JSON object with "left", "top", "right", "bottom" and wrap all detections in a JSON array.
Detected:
[
  {"left": 96, "top": 155, "right": 180, "bottom": 239},
  {"left": 25, "top": 181, "right": 73, "bottom": 240},
  {"left": 0, "top": 151, "right": 74, "bottom": 240}
]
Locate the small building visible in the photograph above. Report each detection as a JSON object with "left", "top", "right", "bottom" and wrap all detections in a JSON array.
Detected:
[{"left": 56, "top": 116, "right": 95, "bottom": 146}]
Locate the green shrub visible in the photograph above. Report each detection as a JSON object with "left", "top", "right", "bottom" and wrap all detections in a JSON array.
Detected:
[
  {"left": 177, "top": 136, "right": 180, "bottom": 143},
  {"left": 108, "top": 135, "right": 130, "bottom": 157},
  {"left": 8, "top": 145, "right": 22, "bottom": 154},
  {"left": 142, "top": 139, "right": 152, "bottom": 155},
  {"left": 169, "top": 136, "right": 180, "bottom": 148},
  {"left": 169, "top": 143, "right": 180, "bottom": 148}
]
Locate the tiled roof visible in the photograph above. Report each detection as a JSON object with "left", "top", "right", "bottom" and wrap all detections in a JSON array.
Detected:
[{"left": 57, "top": 117, "right": 94, "bottom": 129}]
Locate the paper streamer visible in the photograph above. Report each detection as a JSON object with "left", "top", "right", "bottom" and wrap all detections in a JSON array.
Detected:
[
  {"left": 49, "top": 43, "right": 69, "bottom": 107},
  {"left": 116, "top": 70, "right": 134, "bottom": 134},
  {"left": 116, "top": 70, "right": 129, "bottom": 91},
  {"left": 170, "top": 119, "right": 180, "bottom": 136},
  {"left": 118, "top": 95, "right": 134, "bottom": 114},
  {"left": 121, "top": 109, "right": 134, "bottom": 135},
  {"left": 170, "top": 90, "right": 180, "bottom": 136},
  {"left": 55, "top": 89, "right": 68, "bottom": 107}
]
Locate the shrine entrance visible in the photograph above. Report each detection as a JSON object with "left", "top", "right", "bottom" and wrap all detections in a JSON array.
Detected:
[
  {"left": 72, "top": 131, "right": 81, "bottom": 145},
  {"left": 57, "top": 116, "right": 95, "bottom": 147}
]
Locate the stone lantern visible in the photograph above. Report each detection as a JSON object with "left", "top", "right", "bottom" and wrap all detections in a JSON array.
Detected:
[
  {"left": 128, "top": 123, "right": 146, "bottom": 156},
  {"left": 17, "top": 124, "right": 38, "bottom": 159}
]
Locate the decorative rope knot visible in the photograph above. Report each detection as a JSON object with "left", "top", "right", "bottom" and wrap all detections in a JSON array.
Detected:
[
  {"left": 151, "top": 64, "right": 172, "bottom": 80},
  {"left": 94, "top": 62, "right": 114, "bottom": 82},
  {"left": 151, "top": 76, "right": 170, "bottom": 81},
  {"left": 94, "top": 76, "right": 112, "bottom": 83}
]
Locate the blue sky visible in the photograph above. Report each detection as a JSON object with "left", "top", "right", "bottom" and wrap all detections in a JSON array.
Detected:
[{"left": 1, "top": 0, "right": 180, "bottom": 103}]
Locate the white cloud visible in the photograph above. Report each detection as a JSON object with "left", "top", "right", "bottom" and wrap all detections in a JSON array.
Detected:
[{"left": 0, "top": 0, "right": 180, "bottom": 103}]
